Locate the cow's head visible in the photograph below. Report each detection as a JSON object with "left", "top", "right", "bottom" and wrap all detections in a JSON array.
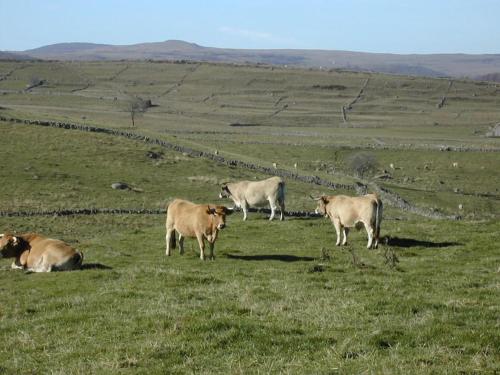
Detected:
[
  {"left": 0, "top": 233, "right": 21, "bottom": 258},
  {"left": 218, "top": 184, "right": 232, "bottom": 199},
  {"left": 312, "top": 196, "right": 330, "bottom": 217},
  {"left": 207, "top": 205, "right": 232, "bottom": 230}
]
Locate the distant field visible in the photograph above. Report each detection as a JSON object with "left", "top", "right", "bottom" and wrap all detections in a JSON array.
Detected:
[
  {"left": 1, "top": 60, "right": 499, "bottom": 218},
  {"left": 0, "top": 60, "right": 499, "bottom": 373}
]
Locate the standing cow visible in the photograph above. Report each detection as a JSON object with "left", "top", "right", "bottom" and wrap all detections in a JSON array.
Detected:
[
  {"left": 0, "top": 232, "right": 83, "bottom": 272},
  {"left": 165, "top": 199, "right": 232, "bottom": 260},
  {"left": 313, "top": 193, "right": 382, "bottom": 249},
  {"left": 219, "top": 176, "right": 285, "bottom": 221}
]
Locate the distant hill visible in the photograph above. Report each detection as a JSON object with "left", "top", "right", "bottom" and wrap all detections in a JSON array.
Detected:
[
  {"left": 0, "top": 51, "right": 34, "bottom": 60},
  {"left": 6, "top": 40, "right": 500, "bottom": 79},
  {"left": 476, "top": 72, "right": 500, "bottom": 82}
]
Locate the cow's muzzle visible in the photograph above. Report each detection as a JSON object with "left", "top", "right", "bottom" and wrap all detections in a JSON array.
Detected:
[{"left": 217, "top": 223, "right": 226, "bottom": 230}]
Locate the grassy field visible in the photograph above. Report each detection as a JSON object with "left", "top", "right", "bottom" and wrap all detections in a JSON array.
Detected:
[{"left": 0, "top": 60, "right": 499, "bottom": 373}]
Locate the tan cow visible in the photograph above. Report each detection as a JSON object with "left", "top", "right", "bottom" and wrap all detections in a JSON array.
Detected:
[
  {"left": 0, "top": 232, "right": 83, "bottom": 272},
  {"left": 165, "top": 199, "right": 232, "bottom": 260},
  {"left": 219, "top": 176, "right": 285, "bottom": 221},
  {"left": 313, "top": 193, "right": 383, "bottom": 249}
]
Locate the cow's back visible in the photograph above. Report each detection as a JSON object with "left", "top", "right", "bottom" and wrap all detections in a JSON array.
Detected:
[
  {"left": 22, "top": 233, "right": 79, "bottom": 269},
  {"left": 166, "top": 199, "right": 206, "bottom": 237},
  {"left": 238, "top": 177, "right": 283, "bottom": 206},
  {"left": 329, "top": 195, "right": 377, "bottom": 227}
]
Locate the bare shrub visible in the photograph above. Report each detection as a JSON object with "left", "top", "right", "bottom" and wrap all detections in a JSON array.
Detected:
[
  {"left": 126, "top": 97, "right": 152, "bottom": 127},
  {"left": 30, "top": 76, "right": 43, "bottom": 86},
  {"left": 383, "top": 247, "right": 399, "bottom": 269},
  {"left": 319, "top": 247, "right": 332, "bottom": 262},
  {"left": 347, "top": 152, "right": 378, "bottom": 178},
  {"left": 26, "top": 76, "right": 45, "bottom": 90}
]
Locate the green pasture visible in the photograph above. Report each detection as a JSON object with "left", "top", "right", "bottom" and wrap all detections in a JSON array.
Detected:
[{"left": 0, "top": 60, "right": 499, "bottom": 373}]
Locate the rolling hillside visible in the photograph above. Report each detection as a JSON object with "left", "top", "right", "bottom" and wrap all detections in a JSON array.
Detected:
[
  {"left": 4, "top": 40, "right": 500, "bottom": 79},
  {"left": 0, "top": 59, "right": 499, "bottom": 219},
  {"left": 0, "top": 59, "right": 498, "bottom": 373}
]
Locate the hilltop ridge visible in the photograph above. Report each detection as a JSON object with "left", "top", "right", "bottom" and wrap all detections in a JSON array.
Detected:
[{"left": 2, "top": 40, "right": 500, "bottom": 80}]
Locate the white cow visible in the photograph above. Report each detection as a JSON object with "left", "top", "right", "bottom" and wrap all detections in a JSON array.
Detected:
[{"left": 219, "top": 176, "right": 285, "bottom": 221}]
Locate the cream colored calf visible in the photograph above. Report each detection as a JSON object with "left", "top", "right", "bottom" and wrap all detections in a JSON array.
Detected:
[{"left": 313, "top": 193, "right": 383, "bottom": 249}]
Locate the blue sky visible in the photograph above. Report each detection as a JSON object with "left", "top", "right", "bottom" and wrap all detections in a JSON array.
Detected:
[{"left": 1, "top": 0, "right": 499, "bottom": 54}]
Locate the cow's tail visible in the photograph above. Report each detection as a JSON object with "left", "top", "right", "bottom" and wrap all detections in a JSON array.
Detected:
[
  {"left": 169, "top": 230, "right": 176, "bottom": 249},
  {"left": 375, "top": 199, "right": 383, "bottom": 244},
  {"left": 278, "top": 180, "right": 286, "bottom": 206},
  {"left": 165, "top": 203, "right": 176, "bottom": 250},
  {"left": 74, "top": 251, "right": 84, "bottom": 269}
]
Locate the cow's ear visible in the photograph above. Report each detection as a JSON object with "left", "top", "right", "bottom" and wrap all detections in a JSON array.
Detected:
[
  {"left": 321, "top": 196, "right": 329, "bottom": 204},
  {"left": 207, "top": 206, "right": 216, "bottom": 215}
]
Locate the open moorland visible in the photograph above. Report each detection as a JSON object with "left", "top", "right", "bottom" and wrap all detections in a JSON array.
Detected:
[{"left": 0, "top": 60, "right": 499, "bottom": 373}]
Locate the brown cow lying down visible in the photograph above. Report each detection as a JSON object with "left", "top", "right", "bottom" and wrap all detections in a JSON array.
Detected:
[
  {"left": 0, "top": 233, "right": 83, "bottom": 272},
  {"left": 313, "top": 193, "right": 383, "bottom": 249},
  {"left": 166, "top": 199, "right": 232, "bottom": 260}
]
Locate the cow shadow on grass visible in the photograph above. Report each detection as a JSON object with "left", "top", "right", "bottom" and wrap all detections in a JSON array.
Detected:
[
  {"left": 384, "top": 236, "right": 461, "bottom": 248},
  {"left": 80, "top": 263, "right": 113, "bottom": 270},
  {"left": 226, "top": 254, "right": 315, "bottom": 262}
]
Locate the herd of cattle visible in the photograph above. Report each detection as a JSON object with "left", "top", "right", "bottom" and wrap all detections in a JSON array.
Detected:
[{"left": 0, "top": 176, "right": 383, "bottom": 271}]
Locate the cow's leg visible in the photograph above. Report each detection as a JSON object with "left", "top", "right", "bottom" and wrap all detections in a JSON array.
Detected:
[
  {"left": 364, "top": 222, "right": 374, "bottom": 249},
  {"left": 332, "top": 219, "right": 342, "bottom": 246},
  {"left": 374, "top": 222, "right": 381, "bottom": 249},
  {"left": 268, "top": 198, "right": 277, "bottom": 221},
  {"left": 209, "top": 242, "right": 215, "bottom": 260},
  {"left": 196, "top": 234, "right": 206, "bottom": 260},
  {"left": 278, "top": 200, "right": 285, "bottom": 221},
  {"left": 178, "top": 234, "right": 185, "bottom": 255},
  {"left": 11, "top": 261, "right": 23, "bottom": 270},
  {"left": 165, "top": 229, "right": 173, "bottom": 256},
  {"left": 31, "top": 256, "right": 52, "bottom": 272},
  {"left": 342, "top": 227, "right": 349, "bottom": 246},
  {"left": 242, "top": 202, "right": 248, "bottom": 221}
]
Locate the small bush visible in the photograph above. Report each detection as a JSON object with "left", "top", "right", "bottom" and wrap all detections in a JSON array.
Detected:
[{"left": 347, "top": 152, "right": 378, "bottom": 178}]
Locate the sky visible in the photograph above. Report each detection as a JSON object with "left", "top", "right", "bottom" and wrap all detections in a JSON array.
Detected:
[{"left": 1, "top": 0, "right": 499, "bottom": 54}]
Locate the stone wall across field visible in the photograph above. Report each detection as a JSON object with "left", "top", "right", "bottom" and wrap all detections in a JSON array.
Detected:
[
  {"left": 0, "top": 116, "right": 460, "bottom": 220},
  {"left": 0, "top": 115, "right": 354, "bottom": 191},
  {"left": 0, "top": 207, "right": 321, "bottom": 218}
]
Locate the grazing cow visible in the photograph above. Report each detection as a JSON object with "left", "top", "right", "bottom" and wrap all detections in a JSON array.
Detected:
[
  {"left": 0, "top": 232, "right": 83, "bottom": 272},
  {"left": 313, "top": 193, "right": 383, "bottom": 249},
  {"left": 452, "top": 162, "right": 459, "bottom": 168},
  {"left": 165, "top": 199, "right": 232, "bottom": 260},
  {"left": 219, "top": 176, "right": 285, "bottom": 221}
]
